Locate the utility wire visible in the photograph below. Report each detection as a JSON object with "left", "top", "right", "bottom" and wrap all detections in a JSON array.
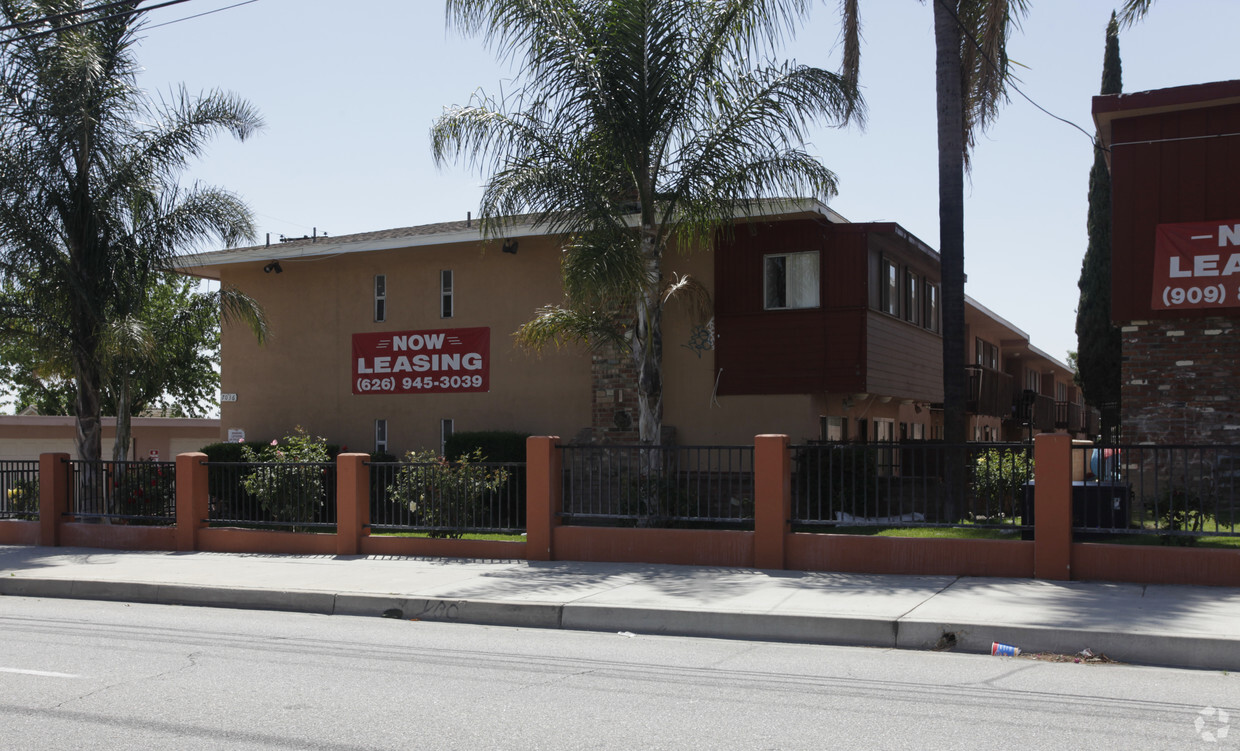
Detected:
[
  {"left": 0, "top": 0, "right": 204, "bottom": 43},
  {"left": 933, "top": 0, "right": 1101, "bottom": 149},
  {"left": 143, "top": 0, "right": 258, "bottom": 31},
  {"left": 0, "top": 0, "right": 152, "bottom": 31}
]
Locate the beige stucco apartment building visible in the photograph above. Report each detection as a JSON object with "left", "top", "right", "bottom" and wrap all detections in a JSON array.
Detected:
[{"left": 177, "top": 200, "right": 1086, "bottom": 455}]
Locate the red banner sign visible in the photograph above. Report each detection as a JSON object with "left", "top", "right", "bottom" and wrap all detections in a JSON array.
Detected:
[
  {"left": 352, "top": 327, "right": 489, "bottom": 395},
  {"left": 1151, "top": 220, "right": 1240, "bottom": 310}
]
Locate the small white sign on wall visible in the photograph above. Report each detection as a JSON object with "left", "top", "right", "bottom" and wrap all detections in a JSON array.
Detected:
[
  {"left": 221, "top": 393, "right": 238, "bottom": 402},
  {"left": 227, "top": 428, "right": 246, "bottom": 443}
]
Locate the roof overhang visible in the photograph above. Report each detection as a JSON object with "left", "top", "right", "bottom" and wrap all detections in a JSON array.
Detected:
[
  {"left": 174, "top": 197, "right": 849, "bottom": 280},
  {"left": 1093, "top": 79, "right": 1240, "bottom": 165}
]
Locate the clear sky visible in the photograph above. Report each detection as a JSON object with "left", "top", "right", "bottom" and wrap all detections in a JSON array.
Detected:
[{"left": 134, "top": 0, "right": 1238, "bottom": 366}]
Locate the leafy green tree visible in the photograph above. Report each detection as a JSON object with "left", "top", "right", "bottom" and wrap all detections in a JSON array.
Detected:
[
  {"left": 0, "top": 0, "right": 263, "bottom": 462},
  {"left": 1075, "top": 13, "right": 1122, "bottom": 441},
  {"left": 0, "top": 273, "right": 268, "bottom": 459},
  {"left": 432, "top": 0, "right": 862, "bottom": 447}
]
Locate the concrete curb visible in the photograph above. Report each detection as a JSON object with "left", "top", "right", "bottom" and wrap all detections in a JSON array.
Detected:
[
  {"left": 897, "top": 619, "right": 1240, "bottom": 672},
  {"left": 5, "top": 575, "right": 1238, "bottom": 672}
]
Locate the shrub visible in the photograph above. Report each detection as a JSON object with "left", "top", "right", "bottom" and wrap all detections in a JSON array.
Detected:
[
  {"left": 1154, "top": 487, "right": 1206, "bottom": 546},
  {"left": 971, "top": 448, "right": 1033, "bottom": 519},
  {"left": 111, "top": 464, "right": 176, "bottom": 521},
  {"left": 387, "top": 449, "right": 510, "bottom": 538},
  {"left": 4, "top": 478, "right": 39, "bottom": 520},
  {"left": 444, "top": 431, "right": 529, "bottom": 462},
  {"left": 241, "top": 428, "right": 332, "bottom": 529}
]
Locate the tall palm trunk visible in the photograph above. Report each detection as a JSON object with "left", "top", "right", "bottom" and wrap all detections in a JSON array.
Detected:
[
  {"left": 934, "top": 0, "right": 967, "bottom": 520},
  {"left": 633, "top": 225, "right": 665, "bottom": 522}
]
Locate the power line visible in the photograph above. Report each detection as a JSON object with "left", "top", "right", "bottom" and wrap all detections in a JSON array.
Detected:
[
  {"left": 0, "top": 0, "right": 211, "bottom": 44},
  {"left": 144, "top": 0, "right": 259, "bottom": 32},
  {"left": 933, "top": 0, "right": 1100, "bottom": 149},
  {"left": 0, "top": 0, "right": 149, "bottom": 32}
]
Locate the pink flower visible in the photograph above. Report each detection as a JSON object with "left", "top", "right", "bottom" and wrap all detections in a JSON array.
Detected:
[{"left": 270, "top": 439, "right": 278, "bottom": 446}]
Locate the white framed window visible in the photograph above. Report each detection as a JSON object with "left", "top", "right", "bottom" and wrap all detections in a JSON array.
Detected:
[
  {"left": 440, "top": 270, "right": 454, "bottom": 318},
  {"left": 440, "top": 418, "right": 454, "bottom": 455},
  {"left": 374, "top": 419, "right": 388, "bottom": 453},
  {"left": 1026, "top": 368, "right": 1041, "bottom": 392},
  {"left": 374, "top": 275, "right": 386, "bottom": 322},
  {"left": 763, "top": 251, "right": 820, "bottom": 310}
]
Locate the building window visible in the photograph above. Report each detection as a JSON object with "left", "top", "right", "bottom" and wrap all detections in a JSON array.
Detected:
[
  {"left": 911, "top": 423, "right": 926, "bottom": 440},
  {"left": 924, "top": 282, "right": 940, "bottom": 332},
  {"left": 440, "top": 418, "right": 454, "bottom": 455},
  {"left": 904, "top": 270, "right": 920, "bottom": 324},
  {"left": 1026, "top": 368, "right": 1041, "bottom": 392},
  {"left": 374, "top": 419, "right": 388, "bottom": 453},
  {"left": 440, "top": 270, "right": 454, "bottom": 318},
  {"left": 374, "top": 275, "right": 386, "bottom": 322},
  {"left": 975, "top": 338, "right": 998, "bottom": 370},
  {"left": 763, "top": 251, "right": 819, "bottom": 310},
  {"left": 821, "top": 416, "right": 846, "bottom": 442},
  {"left": 880, "top": 258, "right": 899, "bottom": 316}
]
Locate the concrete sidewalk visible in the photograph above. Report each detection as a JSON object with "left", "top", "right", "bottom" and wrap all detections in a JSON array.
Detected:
[{"left": 2, "top": 545, "right": 1238, "bottom": 672}]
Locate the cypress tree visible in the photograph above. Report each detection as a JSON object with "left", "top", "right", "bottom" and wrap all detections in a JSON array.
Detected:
[{"left": 1075, "top": 13, "right": 1123, "bottom": 441}]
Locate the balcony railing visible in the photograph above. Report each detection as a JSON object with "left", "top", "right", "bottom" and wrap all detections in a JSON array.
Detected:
[
  {"left": 1055, "top": 401, "right": 1084, "bottom": 432},
  {"left": 966, "top": 365, "right": 1014, "bottom": 419}
]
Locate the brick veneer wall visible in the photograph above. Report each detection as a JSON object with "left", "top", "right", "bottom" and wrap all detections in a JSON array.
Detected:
[
  {"left": 1121, "top": 317, "right": 1240, "bottom": 443},
  {"left": 590, "top": 345, "right": 640, "bottom": 443}
]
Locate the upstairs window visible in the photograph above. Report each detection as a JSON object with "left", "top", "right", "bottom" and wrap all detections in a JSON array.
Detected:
[
  {"left": 374, "top": 275, "right": 386, "bottom": 322},
  {"left": 880, "top": 258, "right": 899, "bottom": 316},
  {"left": 440, "top": 270, "right": 454, "bottom": 318},
  {"left": 763, "top": 251, "right": 819, "bottom": 310},
  {"left": 975, "top": 338, "right": 998, "bottom": 370},
  {"left": 925, "top": 283, "right": 940, "bottom": 332},
  {"left": 904, "top": 270, "right": 920, "bottom": 325}
]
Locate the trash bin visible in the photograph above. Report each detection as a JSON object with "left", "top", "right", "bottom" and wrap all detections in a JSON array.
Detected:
[{"left": 1023, "top": 480, "right": 1132, "bottom": 530}]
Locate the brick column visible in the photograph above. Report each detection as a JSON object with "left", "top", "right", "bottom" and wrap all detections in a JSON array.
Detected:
[
  {"left": 38, "top": 453, "right": 69, "bottom": 547},
  {"left": 1033, "top": 433, "right": 1073, "bottom": 580},
  {"left": 175, "top": 452, "right": 209, "bottom": 552},
  {"left": 754, "top": 434, "right": 791, "bottom": 571},
  {"left": 336, "top": 453, "right": 370, "bottom": 556},
  {"left": 526, "top": 436, "right": 562, "bottom": 561}
]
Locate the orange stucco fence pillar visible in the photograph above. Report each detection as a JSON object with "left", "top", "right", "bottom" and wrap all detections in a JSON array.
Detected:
[
  {"left": 1033, "top": 433, "right": 1073, "bottom": 580},
  {"left": 175, "top": 452, "right": 209, "bottom": 552},
  {"left": 754, "top": 434, "right": 791, "bottom": 570},
  {"left": 336, "top": 453, "right": 370, "bottom": 556},
  {"left": 38, "top": 453, "right": 70, "bottom": 547},
  {"left": 526, "top": 436, "right": 562, "bottom": 561}
]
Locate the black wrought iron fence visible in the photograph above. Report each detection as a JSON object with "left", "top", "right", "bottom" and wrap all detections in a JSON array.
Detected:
[
  {"left": 1070, "top": 444, "right": 1240, "bottom": 540},
  {"left": 205, "top": 461, "right": 336, "bottom": 530},
  {"left": 790, "top": 442, "right": 1031, "bottom": 530},
  {"left": 67, "top": 460, "right": 177, "bottom": 524},
  {"left": 560, "top": 445, "right": 754, "bottom": 527},
  {"left": 0, "top": 460, "right": 40, "bottom": 520},
  {"left": 370, "top": 460, "right": 525, "bottom": 536}
]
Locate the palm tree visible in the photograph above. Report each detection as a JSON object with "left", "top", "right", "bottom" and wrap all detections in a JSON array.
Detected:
[
  {"left": 837, "top": 0, "right": 1027, "bottom": 452},
  {"left": 0, "top": 0, "right": 264, "bottom": 462},
  {"left": 432, "top": 0, "right": 862, "bottom": 448}
]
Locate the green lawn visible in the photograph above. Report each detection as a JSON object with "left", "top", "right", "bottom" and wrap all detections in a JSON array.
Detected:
[{"left": 370, "top": 531, "right": 526, "bottom": 542}]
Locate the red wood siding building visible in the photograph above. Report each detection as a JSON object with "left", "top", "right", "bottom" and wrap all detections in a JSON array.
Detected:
[{"left": 1094, "top": 80, "right": 1240, "bottom": 442}]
